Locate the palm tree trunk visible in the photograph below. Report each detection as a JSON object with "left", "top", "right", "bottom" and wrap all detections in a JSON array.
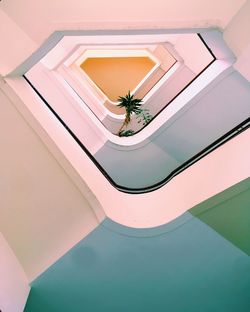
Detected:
[{"left": 118, "top": 113, "right": 130, "bottom": 135}]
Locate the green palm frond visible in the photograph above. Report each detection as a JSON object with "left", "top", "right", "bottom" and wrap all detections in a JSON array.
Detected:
[
  {"left": 117, "top": 91, "right": 143, "bottom": 115},
  {"left": 117, "top": 91, "right": 151, "bottom": 136}
]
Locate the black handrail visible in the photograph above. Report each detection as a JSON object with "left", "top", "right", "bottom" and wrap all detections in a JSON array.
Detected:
[
  {"left": 22, "top": 32, "right": 248, "bottom": 193},
  {"left": 23, "top": 75, "right": 249, "bottom": 194}
]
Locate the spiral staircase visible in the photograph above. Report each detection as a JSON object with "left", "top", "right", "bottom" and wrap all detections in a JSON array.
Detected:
[{"left": 0, "top": 1, "right": 250, "bottom": 311}]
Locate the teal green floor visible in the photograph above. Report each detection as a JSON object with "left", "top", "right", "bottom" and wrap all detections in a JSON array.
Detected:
[{"left": 25, "top": 179, "right": 250, "bottom": 312}]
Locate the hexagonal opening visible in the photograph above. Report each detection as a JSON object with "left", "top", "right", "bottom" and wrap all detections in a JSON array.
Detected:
[{"left": 77, "top": 50, "right": 160, "bottom": 103}]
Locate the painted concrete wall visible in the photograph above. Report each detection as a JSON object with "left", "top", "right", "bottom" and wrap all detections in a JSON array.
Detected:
[
  {"left": 0, "top": 0, "right": 245, "bottom": 45},
  {"left": 174, "top": 33, "right": 213, "bottom": 74},
  {"left": 0, "top": 1, "right": 246, "bottom": 75},
  {"left": 224, "top": 0, "right": 250, "bottom": 82},
  {"left": 224, "top": 0, "right": 250, "bottom": 57},
  {"left": 0, "top": 10, "right": 37, "bottom": 76},
  {"left": 0, "top": 79, "right": 105, "bottom": 281},
  {"left": 0, "top": 233, "right": 30, "bottom": 312},
  {"left": 24, "top": 62, "right": 107, "bottom": 154}
]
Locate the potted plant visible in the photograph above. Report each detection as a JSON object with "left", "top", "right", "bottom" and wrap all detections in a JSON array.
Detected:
[{"left": 117, "top": 91, "right": 152, "bottom": 137}]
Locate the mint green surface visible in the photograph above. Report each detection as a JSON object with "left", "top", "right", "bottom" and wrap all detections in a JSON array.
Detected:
[
  {"left": 25, "top": 205, "right": 250, "bottom": 311},
  {"left": 190, "top": 178, "right": 250, "bottom": 255}
]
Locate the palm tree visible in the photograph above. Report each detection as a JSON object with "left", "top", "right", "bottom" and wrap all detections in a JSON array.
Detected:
[{"left": 117, "top": 91, "right": 143, "bottom": 136}]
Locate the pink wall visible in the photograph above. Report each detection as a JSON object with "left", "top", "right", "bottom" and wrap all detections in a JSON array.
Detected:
[
  {"left": 224, "top": 0, "right": 250, "bottom": 82},
  {"left": 1, "top": 0, "right": 245, "bottom": 44},
  {"left": 0, "top": 0, "right": 246, "bottom": 75},
  {"left": 0, "top": 233, "right": 30, "bottom": 312},
  {"left": 0, "top": 10, "right": 37, "bottom": 76}
]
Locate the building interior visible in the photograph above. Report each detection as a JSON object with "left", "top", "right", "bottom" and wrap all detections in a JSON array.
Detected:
[{"left": 0, "top": 1, "right": 250, "bottom": 311}]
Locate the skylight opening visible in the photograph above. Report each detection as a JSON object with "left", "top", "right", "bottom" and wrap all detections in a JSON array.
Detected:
[{"left": 77, "top": 49, "right": 159, "bottom": 104}]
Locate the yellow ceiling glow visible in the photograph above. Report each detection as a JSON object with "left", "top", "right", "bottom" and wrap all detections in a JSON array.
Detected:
[
  {"left": 76, "top": 49, "right": 160, "bottom": 104},
  {"left": 80, "top": 56, "right": 156, "bottom": 102}
]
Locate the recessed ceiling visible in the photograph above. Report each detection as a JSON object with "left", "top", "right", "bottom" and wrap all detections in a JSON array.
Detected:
[{"left": 80, "top": 56, "right": 156, "bottom": 103}]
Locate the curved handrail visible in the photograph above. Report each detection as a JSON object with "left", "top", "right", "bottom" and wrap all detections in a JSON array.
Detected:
[{"left": 22, "top": 74, "right": 250, "bottom": 194}]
